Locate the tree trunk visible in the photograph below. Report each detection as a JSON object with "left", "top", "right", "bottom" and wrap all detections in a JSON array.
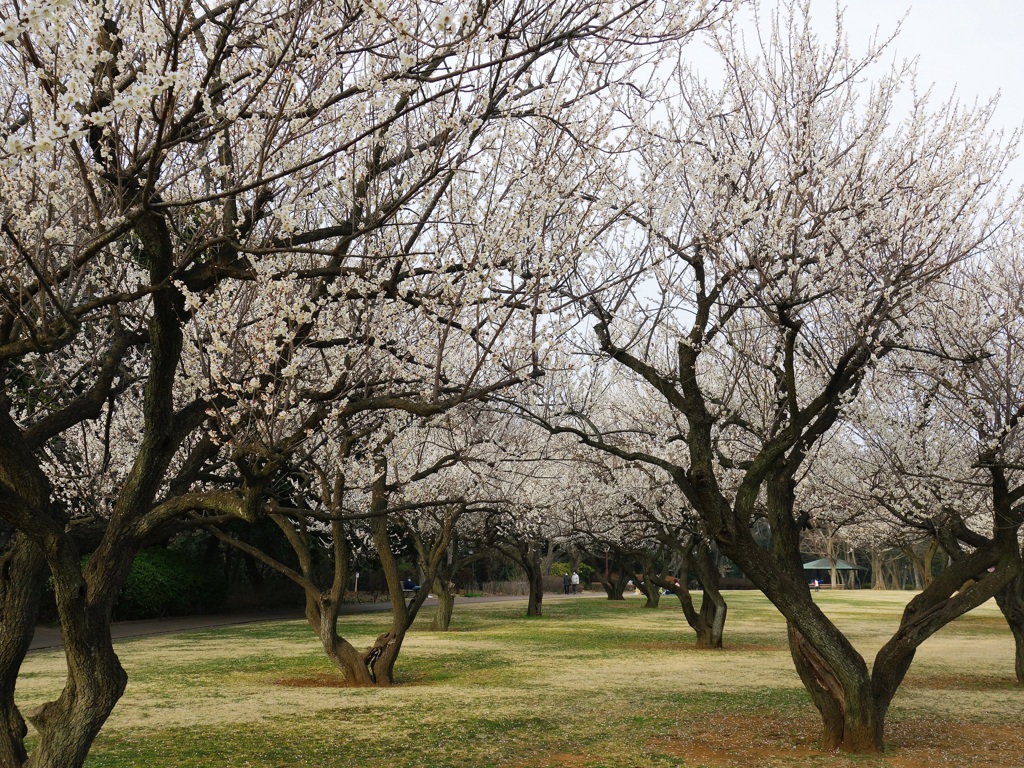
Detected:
[
  {"left": 642, "top": 582, "right": 660, "bottom": 608},
  {"left": 886, "top": 561, "right": 902, "bottom": 590},
  {"left": 921, "top": 539, "right": 939, "bottom": 587},
  {"left": 365, "top": 470, "right": 433, "bottom": 683},
  {"left": 694, "top": 555, "right": 727, "bottom": 649},
  {"left": 0, "top": 536, "right": 46, "bottom": 766},
  {"left": 280, "top": 466, "right": 434, "bottom": 688},
  {"left": 694, "top": 590, "right": 727, "bottom": 649},
  {"left": 525, "top": 550, "right": 544, "bottom": 617},
  {"left": 788, "top": 624, "right": 884, "bottom": 752},
  {"left": 596, "top": 560, "right": 630, "bottom": 600},
  {"left": 27, "top": 210, "right": 199, "bottom": 768},
  {"left": 844, "top": 547, "right": 856, "bottom": 589},
  {"left": 902, "top": 540, "right": 939, "bottom": 590},
  {"left": 650, "top": 538, "right": 727, "bottom": 648},
  {"left": 994, "top": 570, "right": 1024, "bottom": 684},
  {"left": 26, "top": 536, "right": 129, "bottom": 768},
  {"left": 308, "top": 596, "right": 375, "bottom": 686},
  {"left": 363, "top": 630, "right": 404, "bottom": 686},
  {"left": 636, "top": 558, "right": 660, "bottom": 608},
  {"left": 724, "top": 472, "right": 888, "bottom": 753},
  {"left": 431, "top": 578, "right": 455, "bottom": 631},
  {"left": 0, "top": 408, "right": 138, "bottom": 768},
  {"left": 905, "top": 548, "right": 924, "bottom": 589},
  {"left": 540, "top": 544, "right": 560, "bottom": 578}
]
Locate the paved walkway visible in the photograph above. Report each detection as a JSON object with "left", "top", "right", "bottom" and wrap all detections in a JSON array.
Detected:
[{"left": 28, "top": 592, "right": 601, "bottom": 652}]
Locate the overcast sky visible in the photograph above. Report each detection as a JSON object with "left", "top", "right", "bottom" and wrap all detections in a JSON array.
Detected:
[
  {"left": 690, "top": 1, "right": 1024, "bottom": 181},
  {"left": 828, "top": 0, "right": 1024, "bottom": 136}
]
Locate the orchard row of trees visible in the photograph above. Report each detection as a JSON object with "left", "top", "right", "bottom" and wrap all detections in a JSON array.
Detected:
[{"left": 1, "top": 0, "right": 1022, "bottom": 764}]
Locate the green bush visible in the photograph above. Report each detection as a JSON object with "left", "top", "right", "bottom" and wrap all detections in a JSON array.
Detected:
[
  {"left": 114, "top": 548, "right": 227, "bottom": 620},
  {"left": 551, "top": 562, "right": 596, "bottom": 580}
]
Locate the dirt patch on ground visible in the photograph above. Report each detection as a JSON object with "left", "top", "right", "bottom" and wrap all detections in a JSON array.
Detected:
[
  {"left": 884, "top": 720, "right": 1024, "bottom": 767},
  {"left": 902, "top": 673, "right": 1019, "bottom": 691},
  {"left": 275, "top": 673, "right": 349, "bottom": 688},
  {"left": 650, "top": 714, "right": 1024, "bottom": 767},
  {"left": 652, "top": 715, "right": 827, "bottom": 766},
  {"left": 626, "top": 641, "right": 781, "bottom": 653}
]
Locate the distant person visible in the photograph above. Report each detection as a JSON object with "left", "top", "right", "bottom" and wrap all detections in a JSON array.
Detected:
[
  {"left": 563, "top": 572, "right": 572, "bottom": 594},
  {"left": 402, "top": 577, "right": 419, "bottom": 592},
  {"left": 811, "top": 578, "right": 819, "bottom": 592},
  {"left": 570, "top": 571, "right": 580, "bottom": 594}
]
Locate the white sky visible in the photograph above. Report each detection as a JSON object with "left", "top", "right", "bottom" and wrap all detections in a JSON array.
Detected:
[
  {"left": 824, "top": 0, "right": 1024, "bottom": 138},
  {"left": 689, "top": 1, "right": 1024, "bottom": 181}
]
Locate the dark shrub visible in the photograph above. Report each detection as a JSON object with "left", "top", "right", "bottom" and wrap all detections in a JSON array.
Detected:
[{"left": 114, "top": 548, "right": 228, "bottom": 620}]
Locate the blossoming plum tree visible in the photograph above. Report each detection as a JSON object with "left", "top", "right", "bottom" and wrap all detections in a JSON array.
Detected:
[
  {"left": 0, "top": 0, "right": 725, "bottom": 764},
  {"left": 539, "top": 2, "right": 1019, "bottom": 752},
  {"left": 840, "top": 245, "right": 1024, "bottom": 685}
]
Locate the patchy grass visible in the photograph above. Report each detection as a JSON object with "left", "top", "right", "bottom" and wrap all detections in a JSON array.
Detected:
[{"left": 16, "top": 591, "right": 1024, "bottom": 767}]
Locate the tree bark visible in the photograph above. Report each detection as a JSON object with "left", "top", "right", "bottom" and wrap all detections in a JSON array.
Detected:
[
  {"left": 17, "top": 209, "right": 198, "bottom": 768},
  {"left": 742, "top": 473, "right": 895, "bottom": 752},
  {"left": 363, "top": 579, "right": 434, "bottom": 685},
  {"left": 595, "top": 557, "right": 630, "bottom": 600},
  {"left": 641, "top": 581, "right": 660, "bottom": 608},
  {"left": 26, "top": 533, "right": 130, "bottom": 768},
  {"left": 635, "top": 556, "right": 660, "bottom": 608},
  {"left": 994, "top": 569, "right": 1024, "bottom": 684},
  {"left": 0, "top": 536, "right": 46, "bottom": 766},
  {"left": 0, "top": 406, "right": 140, "bottom": 768},
  {"left": 902, "top": 539, "right": 940, "bottom": 590},
  {"left": 693, "top": 543, "right": 727, "bottom": 649},
  {"left": 787, "top": 624, "right": 883, "bottom": 751},
  {"left": 431, "top": 577, "right": 455, "bottom": 631},
  {"left": 654, "top": 538, "right": 727, "bottom": 648},
  {"left": 525, "top": 546, "right": 544, "bottom": 617},
  {"left": 695, "top": 589, "right": 728, "bottom": 649},
  {"left": 363, "top": 470, "right": 434, "bottom": 684},
  {"left": 412, "top": 516, "right": 475, "bottom": 633},
  {"left": 363, "top": 629, "right": 405, "bottom": 685},
  {"left": 310, "top": 594, "right": 376, "bottom": 686},
  {"left": 298, "top": 515, "right": 436, "bottom": 688},
  {"left": 869, "top": 547, "right": 885, "bottom": 590}
]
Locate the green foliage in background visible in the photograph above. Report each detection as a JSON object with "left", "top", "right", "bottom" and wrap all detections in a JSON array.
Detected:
[
  {"left": 114, "top": 548, "right": 227, "bottom": 620},
  {"left": 550, "top": 562, "right": 596, "bottom": 580}
]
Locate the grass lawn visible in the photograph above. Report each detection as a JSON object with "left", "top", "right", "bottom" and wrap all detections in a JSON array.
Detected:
[{"left": 16, "top": 591, "right": 1024, "bottom": 767}]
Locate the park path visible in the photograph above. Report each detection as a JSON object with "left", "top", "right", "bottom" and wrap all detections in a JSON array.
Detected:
[{"left": 27, "top": 592, "right": 602, "bottom": 652}]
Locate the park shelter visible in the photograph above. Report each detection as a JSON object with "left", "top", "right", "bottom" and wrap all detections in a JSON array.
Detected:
[{"left": 803, "top": 557, "right": 868, "bottom": 588}]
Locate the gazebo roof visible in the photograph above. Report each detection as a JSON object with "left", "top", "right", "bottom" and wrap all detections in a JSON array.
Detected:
[{"left": 802, "top": 557, "right": 867, "bottom": 571}]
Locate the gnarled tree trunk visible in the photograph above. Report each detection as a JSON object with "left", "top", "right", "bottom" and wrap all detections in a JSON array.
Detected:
[
  {"left": 692, "top": 542, "right": 727, "bottom": 649},
  {"left": 787, "top": 624, "right": 882, "bottom": 751},
  {"left": 26, "top": 528, "right": 136, "bottom": 768},
  {"left": 313, "top": 598, "right": 376, "bottom": 686},
  {"left": 595, "top": 555, "right": 630, "bottom": 600},
  {"left": 994, "top": 569, "right": 1024, "bottom": 684},
  {"left": 635, "top": 555, "right": 660, "bottom": 608},
  {"left": 0, "top": 535, "right": 46, "bottom": 766},
  {"left": 431, "top": 578, "right": 455, "bottom": 631},
  {"left": 524, "top": 546, "right": 545, "bottom": 617},
  {"left": 869, "top": 546, "right": 886, "bottom": 590},
  {"left": 654, "top": 537, "right": 727, "bottom": 649}
]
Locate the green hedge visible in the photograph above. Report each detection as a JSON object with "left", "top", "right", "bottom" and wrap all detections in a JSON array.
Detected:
[
  {"left": 551, "top": 562, "right": 596, "bottom": 579},
  {"left": 114, "top": 548, "right": 227, "bottom": 620}
]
